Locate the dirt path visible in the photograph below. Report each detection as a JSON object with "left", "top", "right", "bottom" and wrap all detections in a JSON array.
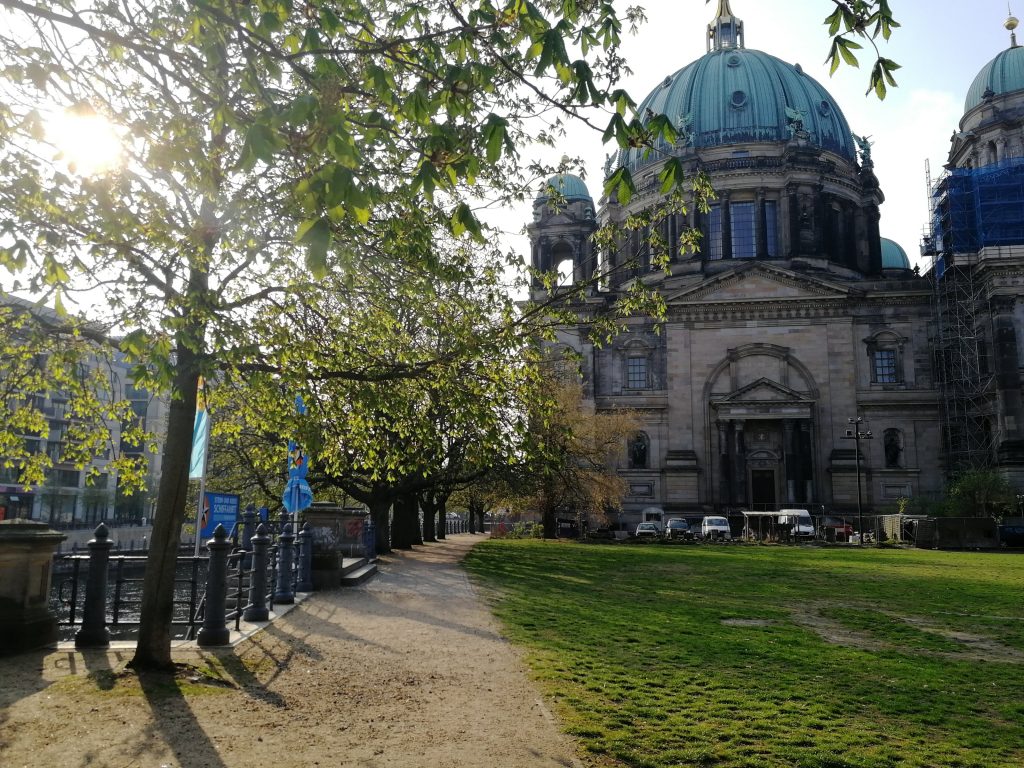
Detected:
[{"left": 0, "top": 534, "right": 582, "bottom": 768}]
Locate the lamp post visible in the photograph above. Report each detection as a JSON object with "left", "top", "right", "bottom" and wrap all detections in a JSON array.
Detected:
[{"left": 841, "top": 417, "right": 873, "bottom": 545}]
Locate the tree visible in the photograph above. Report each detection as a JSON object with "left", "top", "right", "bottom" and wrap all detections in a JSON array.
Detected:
[
  {"left": 510, "top": 376, "right": 639, "bottom": 538},
  {"left": 945, "top": 469, "right": 1015, "bottom": 518},
  {"left": 1, "top": 0, "right": 901, "bottom": 670}
]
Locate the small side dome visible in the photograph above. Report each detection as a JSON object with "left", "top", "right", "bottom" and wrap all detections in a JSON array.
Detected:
[
  {"left": 965, "top": 46, "right": 1024, "bottom": 113},
  {"left": 881, "top": 238, "right": 911, "bottom": 270},
  {"left": 535, "top": 173, "right": 593, "bottom": 203}
]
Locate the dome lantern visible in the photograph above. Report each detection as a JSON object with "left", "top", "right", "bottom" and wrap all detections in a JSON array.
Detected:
[{"left": 707, "top": 0, "right": 745, "bottom": 52}]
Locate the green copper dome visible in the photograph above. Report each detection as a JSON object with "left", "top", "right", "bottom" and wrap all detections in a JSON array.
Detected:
[
  {"left": 619, "top": 47, "right": 855, "bottom": 173},
  {"left": 965, "top": 45, "right": 1024, "bottom": 112},
  {"left": 881, "top": 238, "right": 911, "bottom": 270},
  {"left": 535, "top": 173, "right": 593, "bottom": 202}
]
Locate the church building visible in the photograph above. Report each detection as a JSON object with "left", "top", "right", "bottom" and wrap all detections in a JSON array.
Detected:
[{"left": 528, "top": 2, "right": 1024, "bottom": 524}]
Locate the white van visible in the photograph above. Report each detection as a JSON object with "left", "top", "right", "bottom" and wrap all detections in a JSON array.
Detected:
[
  {"left": 777, "top": 509, "right": 814, "bottom": 539},
  {"left": 701, "top": 516, "right": 732, "bottom": 540}
]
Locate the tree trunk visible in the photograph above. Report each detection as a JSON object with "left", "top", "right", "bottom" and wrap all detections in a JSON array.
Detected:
[
  {"left": 368, "top": 494, "right": 392, "bottom": 555},
  {"left": 467, "top": 498, "right": 485, "bottom": 535},
  {"left": 435, "top": 497, "right": 447, "bottom": 540},
  {"left": 467, "top": 506, "right": 476, "bottom": 534},
  {"left": 421, "top": 493, "right": 437, "bottom": 542},
  {"left": 542, "top": 494, "right": 557, "bottom": 539},
  {"left": 129, "top": 347, "right": 200, "bottom": 670},
  {"left": 391, "top": 492, "right": 419, "bottom": 549}
]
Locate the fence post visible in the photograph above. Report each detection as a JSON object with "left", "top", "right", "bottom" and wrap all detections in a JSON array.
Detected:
[
  {"left": 243, "top": 523, "right": 270, "bottom": 622},
  {"left": 75, "top": 523, "right": 113, "bottom": 648},
  {"left": 274, "top": 523, "right": 296, "bottom": 605},
  {"left": 241, "top": 504, "right": 257, "bottom": 570},
  {"left": 296, "top": 522, "right": 314, "bottom": 592},
  {"left": 198, "top": 524, "right": 232, "bottom": 647}
]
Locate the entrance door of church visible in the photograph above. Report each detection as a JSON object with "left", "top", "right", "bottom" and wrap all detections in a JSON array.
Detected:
[{"left": 750, "top": 469, "right": 776, "bottom": 510}]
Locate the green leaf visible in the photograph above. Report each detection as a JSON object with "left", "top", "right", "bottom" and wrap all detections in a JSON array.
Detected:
[
  {"left": 295, "top": 218, "right": 332, "bottom": 279},
  {"left": 450, "top": 203, "right": 483, "bottom": 241},
  {"left": 482, "top": 114, "right": 508, "bottom": 164}
]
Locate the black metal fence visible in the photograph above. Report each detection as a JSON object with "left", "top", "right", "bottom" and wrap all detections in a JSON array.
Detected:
[{"left": 51, "top": 515, "right": 316, "bottom": 647}]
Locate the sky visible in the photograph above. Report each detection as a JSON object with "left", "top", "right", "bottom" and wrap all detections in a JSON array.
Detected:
[
  {"left": 3, "top": 1, "right": 1015, "bottom": 308},
  {"left": 507, "top": 0, "right": 1020, "bottom": 271}
]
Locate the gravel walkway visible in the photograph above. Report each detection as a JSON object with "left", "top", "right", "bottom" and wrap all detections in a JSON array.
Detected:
[{"left": 0, "top": 534, "right": 581, "bottom": 768}]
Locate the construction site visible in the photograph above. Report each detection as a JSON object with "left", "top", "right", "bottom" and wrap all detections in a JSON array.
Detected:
[{"left": 924, "top": 156, "right": 1024, "bottom": 476}]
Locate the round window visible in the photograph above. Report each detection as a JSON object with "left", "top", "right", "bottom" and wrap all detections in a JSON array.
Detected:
[
  {"left": 727, "top": 54, "right": 741, "bottom": 67},
  {"left": 818, "top": 100, "right": 832, "bottom": 116},
  {"left": 731, "top": 90, "right": 747, "bottom": 108}
]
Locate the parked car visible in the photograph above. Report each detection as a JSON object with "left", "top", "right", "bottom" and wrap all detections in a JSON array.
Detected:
[
  {"left": 777, "top": 509, "right": 815, "bottom": 540},
  {"left": 634, "top": 521, "right": 663, "bottom": 539},
  {"left": 664, "top": 518, "right": 693, "bottom": 540},
  {"left": 1000, "top": 523, "right": 1024, "bottom": 547},
  {"left": 700, "top": 516, "right": 732, "bottom": 540},
  {"left": 820, "top": 515, "right": 854, "bottom": 542}
]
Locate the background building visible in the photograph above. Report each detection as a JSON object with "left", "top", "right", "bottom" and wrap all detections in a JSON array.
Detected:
[
  {"left": 0, "top": 298, "right": 168, "bottom": 526},
  {"left": 530, "top": 3, "right": 1024, "bottom": 525}
]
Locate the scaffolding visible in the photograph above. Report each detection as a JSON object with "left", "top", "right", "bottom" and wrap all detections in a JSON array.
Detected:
[{"left": 922, "top": 159, "right": 1024, "bottom": 472}]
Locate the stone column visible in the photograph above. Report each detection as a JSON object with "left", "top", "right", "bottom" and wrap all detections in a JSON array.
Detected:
[
  {"left": 734, "top": 421, "right": 747, "bottom": 505},
  {"left": 783, "top": 420, "right": 796, "bottom": 503},
  {"left": 756, "top": 189, "right": 768, "bottom": 259},
  {"left": 800, "top": 420, "right": 815, "bottom": 503},
  {"left": 787, "top": 186, "right": 800, "bottom": 257},
  {"left": 717, "top": 420, "right": 731, "bottom": 505},
  {"left": 721, "top": 192, "right": 732, "bottom": 259},
  {"left": 0, "top": 520, "right": 65, "bottom": 655}
]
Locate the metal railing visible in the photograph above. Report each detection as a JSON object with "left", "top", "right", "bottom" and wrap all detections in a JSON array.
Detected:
[{"left": 54, "top": 517, "right": 315, "bottom": 647}]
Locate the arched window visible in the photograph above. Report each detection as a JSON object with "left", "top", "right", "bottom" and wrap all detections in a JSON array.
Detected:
[
  {"left": 629, "top": 432, "right": 650, "bottom": 469},
  {"left": 883, "top": 428, "right": 903, "bottom": 469}
]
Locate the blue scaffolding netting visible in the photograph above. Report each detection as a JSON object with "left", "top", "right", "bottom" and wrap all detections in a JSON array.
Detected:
[{"left": 932, "top": 156, "right": 1024, "bottom": 258}]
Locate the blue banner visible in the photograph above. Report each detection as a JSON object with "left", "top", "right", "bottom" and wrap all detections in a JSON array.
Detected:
[
  {"left": 188, "top": 379, "right": 210, "bottom": 480},
  {"left": 200, "top": 492, "right": 240, "bottom": 539}
]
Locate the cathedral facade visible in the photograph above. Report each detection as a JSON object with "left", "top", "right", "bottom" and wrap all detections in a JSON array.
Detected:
[{"left": 528, "top": 3, "right": 1024, "bottom": 524}]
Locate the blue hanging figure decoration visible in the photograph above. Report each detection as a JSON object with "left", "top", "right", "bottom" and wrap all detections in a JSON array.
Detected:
[{"left": 282, "top": 395, "right": 314, "bottom": 514}]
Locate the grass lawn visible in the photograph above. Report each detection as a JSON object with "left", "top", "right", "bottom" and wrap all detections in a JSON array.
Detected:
[{"left": 463, "top": 540, "right": 1024, "bottom": 768}]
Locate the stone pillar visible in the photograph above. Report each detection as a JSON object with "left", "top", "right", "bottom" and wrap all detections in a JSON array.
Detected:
[
  {"left": 717, "top": 420, "right": 731, "bottom": 505},
  {"left": 243, "top": 523, "right": 270, "bottom": 622},
  {"left": 800, "top": 421, "right": 815, "bottom": 503},
  {"left": 721, "top": 192, "right": 733, "bottom": 259},
  {"left": 813, "top": 187, "right": 826, "bottom": 255},
  {"left": 734, "top": 421, "right": 747, "bottom": 505},
  {"left": 787, "top": 186, "right": 800, "bottom": 257},
  {"left": 75, "top": 523, "right": 113, "bottom": 649},
  {"left": 783, "top": 420, "right": 797, "bottom": 503},
  {"left": 0, "top": 520, "right": 65, "bottom": 655},
  {"left": 756, "top": 189, "right": 768, "bottom": 259},
  {"left": 198, "top": 524, "right": 232, "bottom": 647}
]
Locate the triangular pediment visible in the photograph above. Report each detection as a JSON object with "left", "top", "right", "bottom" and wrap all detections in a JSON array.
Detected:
[
  {"left": 663, "top": 262, "right": 856, "bottom": 305},
  {"left": 715, "top": 377, "right": 813, "bottom": 404}
]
